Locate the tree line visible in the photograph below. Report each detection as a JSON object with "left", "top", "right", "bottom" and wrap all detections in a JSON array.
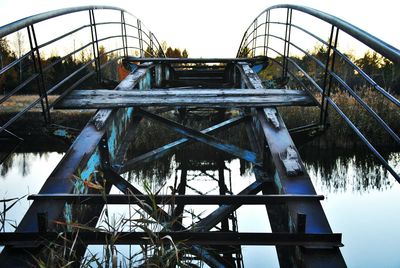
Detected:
[{"left": 0, "top": 38, "right": 189, "bottom": 96}]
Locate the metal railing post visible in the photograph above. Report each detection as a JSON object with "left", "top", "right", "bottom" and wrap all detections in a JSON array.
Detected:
[
  {"left": 27, "top": 25, "right": 51, "bottom": 124},
  {"left": 89, "top": 10, "right": 101, "bottom": 84},
  {"left": 120, "top": 11, "right": 127, "bottom": 58},
  {"left": 282, "top": 8, "right": 292, "bottom": 80},
  {"left": 323, "top": 28, "right": 339, "bottom": 127},
  {"left": 252, "top": 19, "right": 257, "bottom": 57},
  {"left": 319, "top": 25, "right": 339, "bottom": 128},
  {"left": 149, "top": 31, "right": 154, "bottom": 57},
  {"left": 264, "top": 10, "right": 270, "bottom": 57},
  {"left": 137, "top": 19, "right": 144, "bottom": 57}
]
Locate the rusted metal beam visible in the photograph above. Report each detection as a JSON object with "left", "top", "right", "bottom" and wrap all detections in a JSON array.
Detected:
[
  {"left": 138, "top": 109, "right": 260, "bottom": 165},
  {"left": 238, "top": 62, "right": 346, "bottom": 267},
  {"left": 193, "top": 180, "right": 265, "bottom": 231},
  {"left": 0, "top": 65, "right": 154, "bottom": 266},
  {"left": 28, "top": 193, "right": 324, "bottom": 204},
  {"left": 116, "top": 115, "right": 247, "bottom": 173},
  {"left": 103, "top": 169, "right": 230, "bottom": 267},
  {"left": 0, "top": 232, "right": 343, "bottom": 247}
]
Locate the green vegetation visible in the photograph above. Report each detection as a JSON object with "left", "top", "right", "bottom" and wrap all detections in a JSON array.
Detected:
[{"left": 279, "top": 88, "right": 399, "bottom": 148}]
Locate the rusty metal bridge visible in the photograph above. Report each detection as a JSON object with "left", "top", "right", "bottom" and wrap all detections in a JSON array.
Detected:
[{"left": 0, "top": 4, "right": 399, "bottom": 267}]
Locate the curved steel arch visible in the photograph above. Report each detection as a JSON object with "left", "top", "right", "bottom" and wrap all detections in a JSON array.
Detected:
[
  {"left": 239, "top": 4, "right": 400, "bottom": 63},
  {"left": 1, "top": 6, "right": 129, "bottom": 38}
]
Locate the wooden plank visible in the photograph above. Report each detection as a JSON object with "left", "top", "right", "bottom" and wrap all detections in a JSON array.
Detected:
[
  {"left": 55, "top": 88, "right": 316, "bottom": 109},
  {"left": 58, "top": 88, "right": 308, "bottom": 96}
]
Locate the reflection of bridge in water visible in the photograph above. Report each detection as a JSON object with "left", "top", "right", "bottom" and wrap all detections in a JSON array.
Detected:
[{"left": 0, "top": 4, "right": 399, "bottom": 267}]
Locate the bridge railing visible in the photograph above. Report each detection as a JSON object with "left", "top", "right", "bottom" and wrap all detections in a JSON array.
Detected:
[
  {"left": 0, "top": 5, "right": 164, "bottom": 137},
  {"left": 237, "top": 4, "right": 400, "bottom": 182}
]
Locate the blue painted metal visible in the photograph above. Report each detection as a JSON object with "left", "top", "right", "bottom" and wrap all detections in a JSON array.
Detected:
[
  {"left": 0, "top": 65, "right": 154, "bottom": 266},
  {"left": 53, "top": 129, "right": 71, "bottom": 139}
]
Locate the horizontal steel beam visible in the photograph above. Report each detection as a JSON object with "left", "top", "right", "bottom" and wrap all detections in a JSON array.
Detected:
[
  {"left": 0, "top": 232, "right": 343, "bottom": 247},
  {"left": 28, "top": 194, "right": 324, "bottom": 204},
  {"left": 126, "top": 56, "right": 268, "bottom": 64}
]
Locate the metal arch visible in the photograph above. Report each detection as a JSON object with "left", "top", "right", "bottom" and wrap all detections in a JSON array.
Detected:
[
  {"left": 0, "top": 5, "right": 165, "bottom": 55},
  {"left": 0, "top": 6, "right": 129, "bottom": 38},
  {"left": 239, "top": 4, "right": 400, "bottom": 63}
]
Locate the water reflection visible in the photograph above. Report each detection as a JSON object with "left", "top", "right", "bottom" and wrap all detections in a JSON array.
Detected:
[
  {"left": 300, "top": 147, "right": 399, "bottom": 193},
  {"left": 0, "top": 130, "right": 399, "bottom": 266},
  {"left": 0, "top": 152, "right": 64, "bottom": 232},
  {"left": 0, "top": 152, "right": 54, "bottom": 178},
  {"left": 1, "top": 133, "right": 398, "bottom": 195},
  {"left": 122, "top": 134, "right": 399, "bottom": 193}
]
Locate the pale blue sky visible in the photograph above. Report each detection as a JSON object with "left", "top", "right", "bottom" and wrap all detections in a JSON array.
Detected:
[{"left": 0, "top": 0, "right": 398, "bottom": 57}]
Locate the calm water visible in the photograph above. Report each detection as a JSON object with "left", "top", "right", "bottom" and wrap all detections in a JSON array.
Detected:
[{"left": 0, "top": 144, "right": 399, "bottom": 267}]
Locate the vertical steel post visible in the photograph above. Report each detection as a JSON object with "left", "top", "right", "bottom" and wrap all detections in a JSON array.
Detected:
[
  {"left": 264, "top": 10, "right": 270, "bottom": 57},
  {"left": 319, "top": 25, "right": 339, "bottom": 127},
  {"left": 296, "top": 213, "right": 306, "bottom": 233},
  {"left": 282, "top": 8, "right": 292, "bottom": 80},
  {"left": 123, "top": 13, "right": 129, "bottom": 57},
  {"left": 137, "top": 19, "right": 144, "bottom": 58},
  {"left": 37, "top": 212, "right": 48, "bottom": 233},
  {"left": 322, "top": 28, "right": 339, "bottom": 127},
  {"left": 89, "top": 10, "right": 101, "bottom": 84},
  {"left": 27, "top": 25, "right": 51, "bottom": 124},
  {"left": 120, "top": 11, "right": 127, "bottom": 58},
  {"left": 149, "top": 32, "right": 154, "bottom": 57},
  {"left": 252, "top": 19, "right": 257, "bottom": 57}
]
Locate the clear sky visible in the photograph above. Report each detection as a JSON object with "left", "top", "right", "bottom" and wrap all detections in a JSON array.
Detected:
[{"left": 0, "top": 0, "right": 399, "bottom": 57}]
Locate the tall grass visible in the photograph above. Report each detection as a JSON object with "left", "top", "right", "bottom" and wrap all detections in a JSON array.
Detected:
[
  {"left": 31, "top": 175, "right": 193, "bottom": 268},
  {"left": 279, "top": 88, "right": 400, "bottom": 149}
]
